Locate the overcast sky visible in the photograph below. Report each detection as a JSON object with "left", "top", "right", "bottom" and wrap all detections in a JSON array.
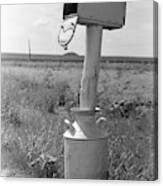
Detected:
[{"left": 1, "top": 0, "right": 154, "bottom": 56}]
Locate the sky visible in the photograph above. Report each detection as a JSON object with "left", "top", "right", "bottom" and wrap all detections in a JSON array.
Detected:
[{"left": 1, "top": 0, "right": 154, "bottom": 57}]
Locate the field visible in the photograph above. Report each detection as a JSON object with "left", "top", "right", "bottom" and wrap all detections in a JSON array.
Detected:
[{"left": 1, "top": 59, "right": 157, "bottom": 180}]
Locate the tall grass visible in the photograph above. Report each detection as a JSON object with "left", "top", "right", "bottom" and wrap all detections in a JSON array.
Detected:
[{"left": 1, "top": 64, "right": 156, "bottom": 179}]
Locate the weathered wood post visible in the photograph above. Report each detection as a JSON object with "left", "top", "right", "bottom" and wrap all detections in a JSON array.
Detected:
[
  {"left": 80, "top": 25, "right": 102, "bottom": 110},
  {"left": 58, "top": 2, "right": 126, "bottom": 179}
]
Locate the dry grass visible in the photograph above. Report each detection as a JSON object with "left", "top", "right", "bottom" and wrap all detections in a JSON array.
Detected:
[{"left": 1, "top": 61, "right": 156, "bottom": 180}]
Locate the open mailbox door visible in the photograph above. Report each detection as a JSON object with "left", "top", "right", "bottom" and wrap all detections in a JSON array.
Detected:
[{"left": 58, "top": 15, "right": 78, "bottom": 50}]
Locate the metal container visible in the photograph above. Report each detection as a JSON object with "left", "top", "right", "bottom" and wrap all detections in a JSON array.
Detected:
[
  {"left": 63, "top": 108, "right": 108, "bottom": 179},
  {"left": 63, "top": 2, "right": 126, "bottom": 30}
]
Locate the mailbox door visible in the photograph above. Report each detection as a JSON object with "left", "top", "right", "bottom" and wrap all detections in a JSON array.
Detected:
[{"left": 77, "top": 2, "right": 126, "bottom": 29}]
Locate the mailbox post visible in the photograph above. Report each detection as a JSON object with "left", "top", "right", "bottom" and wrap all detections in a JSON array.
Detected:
[{"left": 58, "top": 2, "right": 126, "bottom": 179}]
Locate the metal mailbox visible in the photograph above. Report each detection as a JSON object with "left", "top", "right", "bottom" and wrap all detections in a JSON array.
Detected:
[{"left": 63, "top": 2, "right": 126, "bottom": 29}]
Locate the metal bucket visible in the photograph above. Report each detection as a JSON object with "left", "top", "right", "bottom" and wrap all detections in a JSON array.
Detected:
[{"left": 63, "top": 108, "right": 108, "bottom": 179}]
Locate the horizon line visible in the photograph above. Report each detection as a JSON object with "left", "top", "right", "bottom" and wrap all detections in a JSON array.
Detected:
[{"left": 1, "top": 51, "right": 157, "bottom": 59}]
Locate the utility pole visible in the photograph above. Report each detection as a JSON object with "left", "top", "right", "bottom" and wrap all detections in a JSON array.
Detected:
[{"left": 28, "top": 39, "right": 31, "bottom": 61}]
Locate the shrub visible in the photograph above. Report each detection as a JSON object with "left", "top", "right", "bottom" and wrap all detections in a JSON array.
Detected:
[{"left": 1, "top": 106, "right": 65, "bottom": 178}]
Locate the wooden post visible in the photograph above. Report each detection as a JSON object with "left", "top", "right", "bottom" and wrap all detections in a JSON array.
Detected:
[
  {"left": 80, "top": 25, "right": 103, "bottom": 110},
  {"left": 64, "top": 25, "right": 108, "bottom": 180}
]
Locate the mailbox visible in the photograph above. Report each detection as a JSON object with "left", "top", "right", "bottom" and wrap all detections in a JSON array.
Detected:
[
  {"left": 63, "top": 2, "right": 126, "bottom": 30},
  {"left": 60, "top": 2, "right": 127, "bottom": 179},
  {"left": 58, "top": 2, "right": 126, "bottom": 49}
]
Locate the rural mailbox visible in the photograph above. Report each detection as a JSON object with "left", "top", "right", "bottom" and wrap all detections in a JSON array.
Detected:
[
  {"left": 63, "top": 2, "right": 126, "bottom": 29},
  {"left": 59, "top": 2, "right": 127, "bottom": 179},
  {"left": 58, "top": 2, "right": 126, "bottom": 49}
]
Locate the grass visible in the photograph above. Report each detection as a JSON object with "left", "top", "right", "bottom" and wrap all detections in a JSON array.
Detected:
[{"left": 1, "top": 61, "right": 156, "bottom": 180}]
